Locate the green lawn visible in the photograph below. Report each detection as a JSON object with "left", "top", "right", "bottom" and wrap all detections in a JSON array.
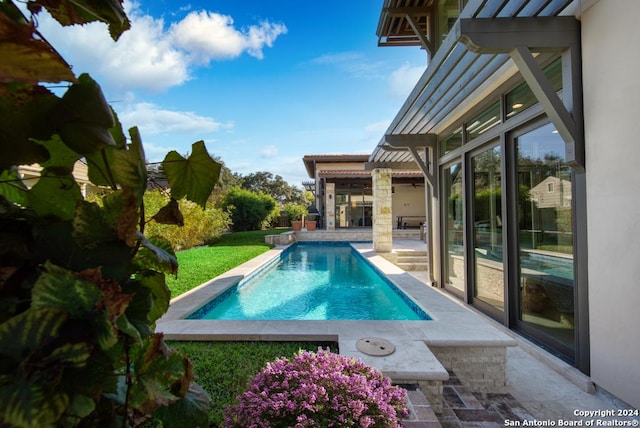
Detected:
[
  {"left": 168, "top": 341, "right": 337, "bottom": 426},
  {"left": 166, "top": 228, "right": 287, "bottom": 297}
]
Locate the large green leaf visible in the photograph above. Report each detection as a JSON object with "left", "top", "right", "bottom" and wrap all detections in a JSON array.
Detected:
[
  {"left": 0, "top": 380, "right": 69, "bottom": 428},
  {"left": 22, "top": 135, "right": 84, "bottom": 220},
  {"left": 0, "top": 307, "right": 68, "bottom": 361},
  {"left": 85, "top": 148, "right": 115, "bottom": 187},
  {"left": 150, "top": 382, "right": 212, "bottom": 428},
  {"left": 85, "top": 109, "right": 126, "bottom": 188},
  {"left": 100, "top": 188, "right": 126, "bottom": 228},
  {"left": 43, "top": 342, "right": 91, "bottom": 369},
  {"left": 122, "top": 279, "right": 153, "bottom": 339},
  {"left": 135, "top": 233, "right": 178, "bottom": 276},
  {"left": 93, "top": 311, "right": 118, "bottom": 351},
  {"left": 128, "top": 335, "right": 189, "bottom": 412},
  {"left": 162, "top": 141, "right": 221, "bottom": 208},
  {"left": 27, "top": 170, "right": 82, "bottom": 220},
  {"left": 72, "top": 200, "right": 116, "bottom": 248},
  {"left": 52, "top": 74, "right": 116, "bottom": 155},
  {"left": 138, "top": 271, "right": 171, "bottom": 325},
  {"left": 0, "top": 9, "right": 75, "bottom": 84},
  {"left": 122, "top": 272, "right": 170, "bottom": 339},
  {"left": 0, "top": 167, "right": 28, "bottom": 207},
  {"left": 31, "top": 262, "right": 102, "bottom": 317},
  {"left": 134, "top": 235, "right": 177, "bottom": 275},
  {"left": 151, "top": 198, "right": 184, "bottom": 226},
  {"left": 111, "top": 127, "right": 147, "bottom": 202},
  {"left": 61, "top": 394, "right": 95, "bottom": 425},
  {"left": 32, "top": 220, "right": 133, "bottom": 281},
  {"left": 37, "top": 134, "right": 81, "bottom": 173},
  {"left": 29, "top": 0, "right": 131, "bottom": 41},
  {"left": 115, "top": 313, "right": 142, "bottom": 342},
  {"left": 0, "top": 85, "right": 57, "bottom": 171}
]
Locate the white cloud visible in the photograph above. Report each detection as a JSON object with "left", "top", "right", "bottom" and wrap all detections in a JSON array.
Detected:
[
  {"left": 37, "top": 3, "right": 188, "bottom": 92},
  {"left": 170, "top": 11, "right": 286, "bottom": 63},
  {"left": 388, "top": 62, "right": 425, "bottom": 98},
  {"left": 310, "top": 52, "right": 384, "bottom": 79},
  {"left": 33, "top": 1, "right": 287, "bottom": 93},
  {"left": 120, "top": 102, "right": 233, "bottom": 136},
  {"left": 260, "top": 145, "right": 278, "bottom": 158},
  {"left": 364, "top": 120, "right": 390, "bottom": 134},
  {"left": 138, "top": 141, "right": 177, "bottom": 162}
]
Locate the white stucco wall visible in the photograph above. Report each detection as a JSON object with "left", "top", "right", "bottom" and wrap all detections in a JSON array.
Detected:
[
  {"left": 581, "top": 0, "right": 640, "bottom": 408},
  {"left": 313, "top": 162, "right": 365, "bottom": 178},
  {"left": 392, "top": 184, "right": 427, "bottom": 228}
]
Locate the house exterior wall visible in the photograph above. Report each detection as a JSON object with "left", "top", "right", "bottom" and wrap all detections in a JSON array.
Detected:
[
  {"left": 581, "top": 0, "right": 640, "bottom": 407},
  {"left": 392, "top": 184, "right": 427, "bottom": 229},
  {"left": 313, "top": 162, "right": 366, "bottom": 179}
]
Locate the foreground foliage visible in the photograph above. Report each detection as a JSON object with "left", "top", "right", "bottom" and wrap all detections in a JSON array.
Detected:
[
  {"left": 169, "top": 341, "right": 337, "bottom": 426},
  {"left": 0, "top": 0, "right": 221, "bottom": 426},
  {"left": 224, "top": 348, "right": 409, "bottom": 427}
]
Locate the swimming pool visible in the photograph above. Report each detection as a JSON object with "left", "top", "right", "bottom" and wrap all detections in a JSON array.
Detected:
[{"left": 188, "top": 242, "right": 431, "bottom": 321}]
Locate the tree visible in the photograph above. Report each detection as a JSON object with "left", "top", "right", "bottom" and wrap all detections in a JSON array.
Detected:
[
  {"left": 0, "top": 0, "right": 218, "bottom": 425},
  {"left": 210, "top": 158, "right": 243, "bottom": 203},
  {"left": 221, "top": 188, "right": 277, "bottom": 231},
  {"left": 239, "top": 171, "right": 306, "bottom": 205}
]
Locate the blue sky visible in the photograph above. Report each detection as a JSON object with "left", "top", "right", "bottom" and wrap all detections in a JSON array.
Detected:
[{"left": 37, "top": 1, "right": 426, "bottom": 187}]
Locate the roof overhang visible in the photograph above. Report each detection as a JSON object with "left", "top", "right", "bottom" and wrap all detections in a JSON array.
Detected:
[
  {"left": 302, "top": 154, "right": 370, "bottom": 178},
  {"left": 377, "top": 0, "right": 436, "bottom": 56},
  {"left": 371, "top": 0, "right": 583, "bottom": 170}
]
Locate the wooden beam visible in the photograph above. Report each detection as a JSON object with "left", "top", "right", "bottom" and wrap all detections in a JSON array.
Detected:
[
  {"left": 457, "top": 16, "right": 584, "bottom": 170},
  {"left": 458, "top": 17, "right": 580, "bottom": 54},
  {"left": 510, "top": 45, "right": 582, "bottom": 170},
  {"left": 364, "top": 162, "right": 420, "bottom": 171},
  {"left": 405, "top": 14, "right": 434, "bottom": 57},
  {"left": 384, "top": 133, "right": 437, "bottom": 148},
  {"left": 384, "top": 6, "right": 432, "bottom": 17}
]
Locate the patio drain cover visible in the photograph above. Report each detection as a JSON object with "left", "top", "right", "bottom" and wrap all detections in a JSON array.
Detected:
[{"left": 356, "top": 337, "right": 395, "bottom": 356}]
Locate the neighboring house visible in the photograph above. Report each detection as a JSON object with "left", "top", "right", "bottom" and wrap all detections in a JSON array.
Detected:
[
  {"left": 305, "top": 0, "right": 639, "bottom": 408},
  {"left": 18, "top": 161, "right": 105, "bottom": 197},
  {"left": 530, "top": 176, "right": 572, "bottom": 209},
  {"left": 302, "top": 154, "right": 426, "bottom": 230}
]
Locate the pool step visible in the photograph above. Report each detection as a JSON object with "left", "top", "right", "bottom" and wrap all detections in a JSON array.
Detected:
[
  {"left": 340, "top": 338, "right": 448, "bottom": 413},
  {"left": 395, "top": 250, "right": 428, "bottom": 271}
]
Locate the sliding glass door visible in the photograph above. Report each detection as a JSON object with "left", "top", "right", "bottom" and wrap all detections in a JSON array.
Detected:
[
  {"left": 515, "top": 123, "right": 575, "bottom": 354},
  {"left": 443, "top": 162, "right": 464, "bottom": 294},
  {"left": 471, "top": 144, "right": 504, "bottom": 313}
]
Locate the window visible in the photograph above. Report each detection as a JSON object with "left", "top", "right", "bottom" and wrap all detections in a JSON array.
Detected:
[
  {"left": 440, "top": 128, "right": 463, "bottom": 156},
  {"left": 506, "top": 59, "right": 563, "bottom": 119},
  {"left": 465, "top": 102, "right": 501, "bottom": 141}
]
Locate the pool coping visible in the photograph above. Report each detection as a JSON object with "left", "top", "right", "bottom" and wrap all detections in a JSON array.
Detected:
[{"left": 157, "top": 241, "right": 517, "bottom": 348}]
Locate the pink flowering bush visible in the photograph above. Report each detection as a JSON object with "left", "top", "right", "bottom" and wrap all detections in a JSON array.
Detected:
[{"left": 223, "top": 348, "right": 408, "bottom": 427}]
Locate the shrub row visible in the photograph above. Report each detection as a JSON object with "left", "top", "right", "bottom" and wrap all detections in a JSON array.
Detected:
[{"left": 143, "top": 190, "right": 231, "bottom": 250}]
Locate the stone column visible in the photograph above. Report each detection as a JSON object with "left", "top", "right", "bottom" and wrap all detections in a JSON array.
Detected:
[
  {"left": 325, "top": 182, "right": 336, "bottom": 230},
  {"left": 372, "top": 168, "right": 392, "bottom": 252}
]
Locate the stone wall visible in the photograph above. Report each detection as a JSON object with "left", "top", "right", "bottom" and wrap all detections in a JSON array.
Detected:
[
  {"left": 372, "top": 168, "right": 392, "bottom": 252},
  {"left": 430, "top": 346, "right": 507, "bottom": 393}
]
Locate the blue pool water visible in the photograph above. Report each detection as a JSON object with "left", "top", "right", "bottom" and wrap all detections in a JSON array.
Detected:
[{"left": 188, "top": 242, "right": 431, "bottom": 321}]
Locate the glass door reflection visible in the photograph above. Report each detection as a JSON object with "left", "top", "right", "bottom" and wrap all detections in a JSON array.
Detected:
[
  {"left": 471, "top": 145, "right": 504, "bottom": 312},
  {"left": 443, "top": 162, "right": 464, "bottom": 293},
  {"left": 516, "top": 123, "right": 575, "bottom": 352}
]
